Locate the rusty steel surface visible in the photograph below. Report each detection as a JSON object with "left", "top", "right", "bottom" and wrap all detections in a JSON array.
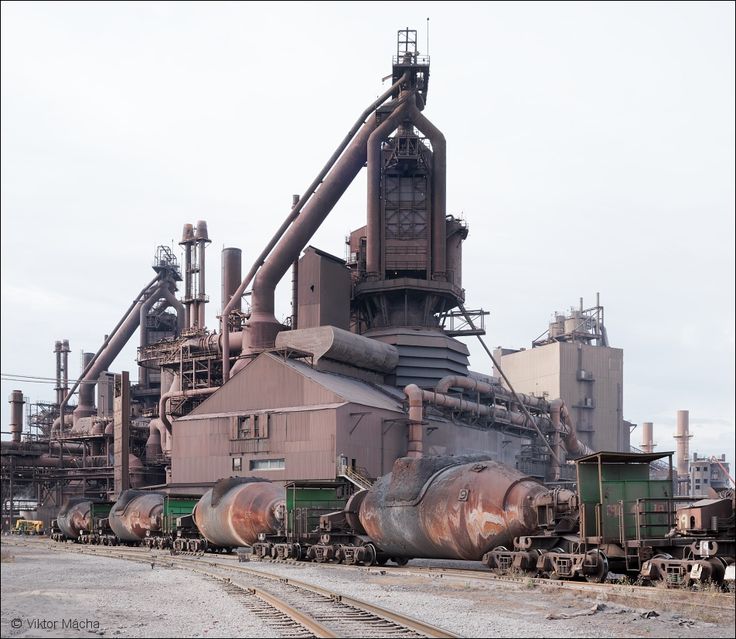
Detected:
[
  {"left": 108, "top": 490, "right": 164, "bottom": 542},
  {"left": 359, "top": 455, "right": 549, "bottom": 560},
  {"left": 193, "top": 477, "right": 286, "bottom": 547},
  {"left": 56, "top": 498, "right": 92, "bottom": 539}
]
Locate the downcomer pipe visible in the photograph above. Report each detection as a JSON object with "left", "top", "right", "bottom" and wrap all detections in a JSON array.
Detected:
[
  {"left": 248, "top": 90, "right": 416, "bottom": 353},
  {"left": 59, "top": 274, "right": 160, "bottom": 433},
  {"left": 73, "top": 284, "right": 160, "bottom": 423},
  {"left": 221, "top": 73, "right": 409, "bottom": 380}
]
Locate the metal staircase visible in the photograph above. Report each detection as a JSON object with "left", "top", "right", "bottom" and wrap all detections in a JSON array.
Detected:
[{"left": 337, "top": 460, "right": 373, "bottom": 491}]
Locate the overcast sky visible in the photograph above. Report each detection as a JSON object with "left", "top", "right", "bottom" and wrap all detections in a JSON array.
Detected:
[{"left": 2, "top": 2, "right": 734, "bottom": 471}]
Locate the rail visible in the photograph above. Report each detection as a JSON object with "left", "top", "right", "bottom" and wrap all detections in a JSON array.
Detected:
[{"left": 39, "top": 541, "right": 457, "bottom": 638}]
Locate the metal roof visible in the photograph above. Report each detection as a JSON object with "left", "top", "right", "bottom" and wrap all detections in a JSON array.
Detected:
[
  {"left": 278, "top": 355, "right": 405, "bottom": 412},
  {"left": 576, "top": 451, "right": 675, "bottom": 464}
]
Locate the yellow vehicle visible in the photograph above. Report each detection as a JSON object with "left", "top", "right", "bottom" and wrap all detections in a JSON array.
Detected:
[{"left": 13, "top": 519, "right": 44, "bottom": 535}]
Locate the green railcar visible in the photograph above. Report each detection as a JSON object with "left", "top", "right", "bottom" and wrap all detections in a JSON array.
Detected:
[
  {"left": 285, "top": 484, "right": 347, "bottom": 540},
  {"left": 161, "top": 496, "right": 199, "bottom": 535}
]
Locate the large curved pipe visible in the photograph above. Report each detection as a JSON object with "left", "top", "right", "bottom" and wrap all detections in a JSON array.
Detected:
[
  {"left": 405, "top": 385, "right": 590, "bottom": 466},
  {"left": 551, "top": 399, "right": 594, "bottom": 459},
  {"left": 406, "top": 103, "right": 447, "bottom": 278},
  {"left": 435, "top": 375, "right": 549, "bottom": 411},
  {"left": 159, "top": 283, "right": 185, "bottom": 332},
  {"left": 222, "top": 74, "right": 410, "bottom": 378},
  {"left": 72, "top": 283, "right": 161, "bottom": 423},
  {"left": 60, "top": 274, "right": 160, "bottom": 432},
  {"left": 158, "top": 387, "right": 217, "bottom": 443},
  {"left": 247, "top": 91, "right": 417, "bottom": 353},
  {"left": 404, "top": 384, "right": 546, "bottom": 459}
]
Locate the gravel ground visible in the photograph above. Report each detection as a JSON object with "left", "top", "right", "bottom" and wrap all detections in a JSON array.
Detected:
[
  {"left": 0, "top": 543, "right": 274, "bottom": 638},
  {"left": 2, "top": 540, "right": 734, "bottom": 638},
  {"left": 236, "top": 557, "right": 736, "bottom": 638}
]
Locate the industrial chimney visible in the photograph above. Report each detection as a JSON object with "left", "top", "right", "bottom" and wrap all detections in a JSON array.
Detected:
[
  {"left": 673, "top": 410, "right": 692, "bottom": 495},
  {"left": 8, "top": 390, "right": 24, "bottom": 443},
  {"left": 641, "top": 421, "right": 654, "bottom": 454}
]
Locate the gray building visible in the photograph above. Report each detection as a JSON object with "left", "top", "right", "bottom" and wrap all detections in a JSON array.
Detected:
[{"left": 494, "top": 298, "right": 629, "bottom": 454}]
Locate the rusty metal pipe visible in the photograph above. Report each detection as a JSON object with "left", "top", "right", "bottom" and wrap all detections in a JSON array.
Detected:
[
  {"left": 223, "top": 74, "right": 409, "bottom": 376},
  {"left": 405, "top": 384, "right": 424, "bottom": 458},
  {"left": 60, "top": 274, "right": 160, "bottom": 433},
  {"left": 249, "top": 90, "right": 416, "bottom": 351},
  {"left": 550, "top": 399, "right": 594, "bottom": 459},
  {"left": 434, "top": 375, "right": 549, "bottom": 410},
  {"left": 221, "top": 247, "right": 242, "bottom": 314},
  {"left": 406, "top": 103, "right": 446, "bottom": 278},
  {"left": 159, "top": 387, "right": 217, "bottom": 438},
  {"left": 159, "top": 282, "right": 185, "bottom": 332},
  {"left": 404, "top": 384, "right": 549, "bottom": 457}
]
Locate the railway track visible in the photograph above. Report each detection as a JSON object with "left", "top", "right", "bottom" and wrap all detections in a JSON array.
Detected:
[
  {"left": 8, "top": 538, "right": 734, "bottom": 626},
  {"left": 28, "top": 541, "right": 457, "bottom": 638}
]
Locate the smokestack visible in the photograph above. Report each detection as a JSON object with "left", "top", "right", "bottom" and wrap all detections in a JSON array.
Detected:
[
  {"left": 195, "top": 220, "right": 209, "bottom": 329},
  {"left": 673, "top": 410, "right": 691, "bottom": 494},
  {"left": 54, "top": 341, "right": 63, "bottom": 406},
  {"left": 61, "top": 339, "right": 70, "bottom": 402},
  {"left": 8, "top": 390, "right": 24, "bottom": 443},
  {"left": 180, "top": 223, "right": 195, "bottom": 327},
  {"left": 641, "top": 421, "right": 654, "bottom": 453},
  {"left": 221, "top": 248, "right": 242, "bottom": 315},
  {"left": 76, "top": 352, "right": 96, "bottom": 419}
]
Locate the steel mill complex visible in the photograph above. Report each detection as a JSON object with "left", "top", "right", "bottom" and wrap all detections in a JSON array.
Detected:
[{"left": 2, "top": 29, "right": 734, "bottom": 605}]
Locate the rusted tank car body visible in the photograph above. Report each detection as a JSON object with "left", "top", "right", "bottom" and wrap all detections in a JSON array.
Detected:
[
  {"left": 193, "top": 477, "right": 286, "bottom": 547},
  {"left": 108, "top": 490, "right": 164, "bottom": 542},
  {"left": 358, "top": 455, "right": 549, "bottom": 560},
  {"left": 56, "top": 497, "right": 92, "bottom": 539}
]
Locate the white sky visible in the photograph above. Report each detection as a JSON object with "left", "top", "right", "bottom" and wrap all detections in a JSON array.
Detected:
[{"left": 2, "top": 1, "right": 734, "bottom": 471}]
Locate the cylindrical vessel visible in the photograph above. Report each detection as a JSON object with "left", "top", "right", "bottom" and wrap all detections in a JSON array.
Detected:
[
  {"left": 641, "top": 422, "right": 654, "bottom": 453},
  {"left": 221, "top": 247, "right": 242, "bottom": 314},
  {"left": 358, "top": 456, "right": 550, "bottom": 560},
  {"left": 108, "top": 490, "right": 164, "bottom": 542},
  {"left": 193, "top": 478, "right": 286, "bottom": 547},
  {"left": 57, "top": 498, "right": 92, "bottom": 539},
  {"left": 9, "top": 390, "right": 24, "bottom": 443}
]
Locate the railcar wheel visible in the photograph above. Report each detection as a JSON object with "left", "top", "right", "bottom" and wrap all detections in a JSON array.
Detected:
[
  {"left": 392, "top": 557, "right": 409, "bottom": 566},
  {"left": 362, "top": 543, "right": 377, "bottom": 566},
  {"left": 585, "top": 549, "right": 609, "bottom": 583}
]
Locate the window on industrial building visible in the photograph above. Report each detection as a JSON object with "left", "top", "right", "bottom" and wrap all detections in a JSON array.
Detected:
[
  {"left": 232, "top": 457, "right": 242, "bottom": 471},
  {"left": 703, "top": 478, "right": 708, "bottom": 483},
  {"left": 249, "top": 458, "right": 285, "bottom": 471},
  {"left": 236, "top": 414, "right": 269, "bottom": 439}
]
